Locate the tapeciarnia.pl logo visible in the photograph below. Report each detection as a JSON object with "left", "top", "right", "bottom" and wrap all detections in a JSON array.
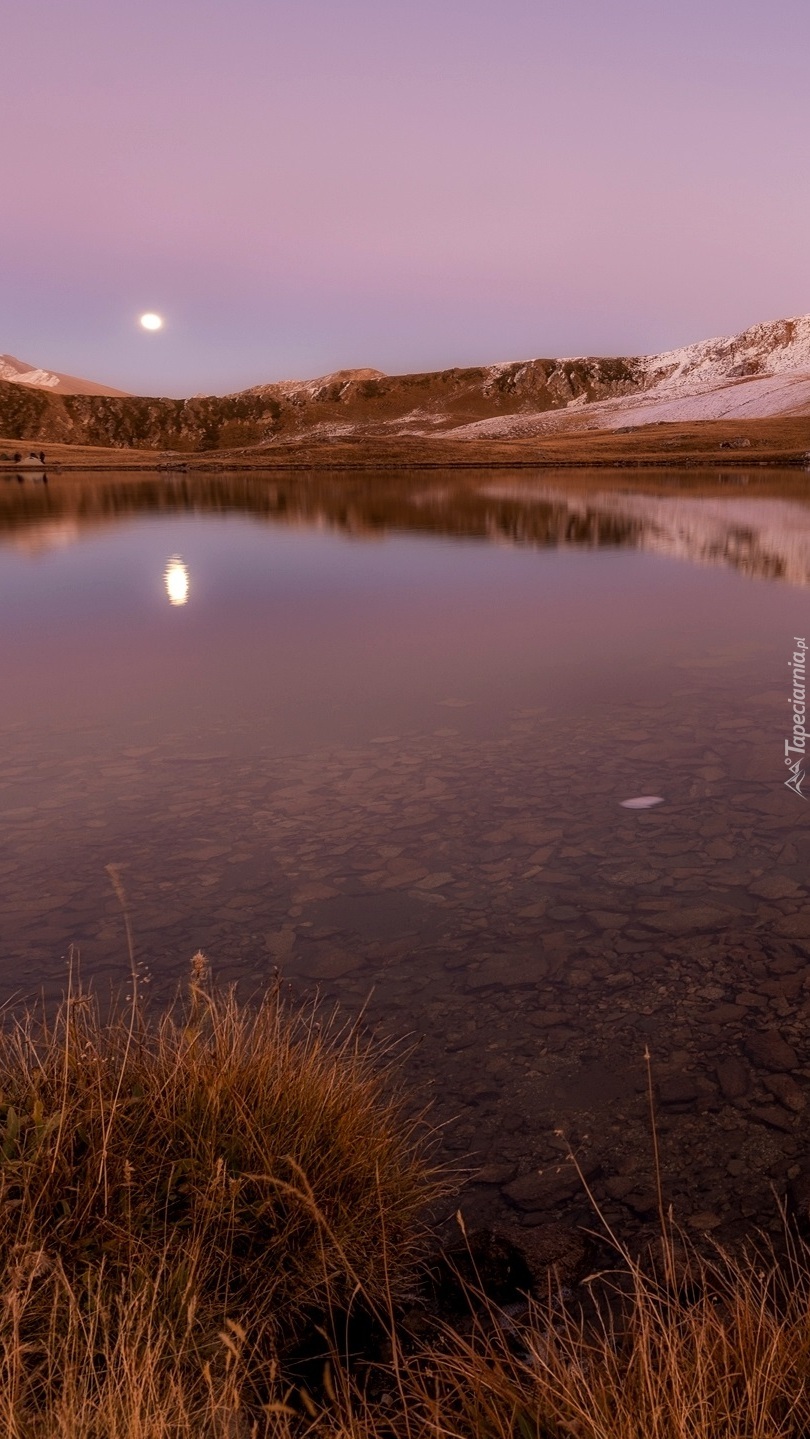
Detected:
[{"left": 785, "top": 636, "right": 808, "bottom": 798}]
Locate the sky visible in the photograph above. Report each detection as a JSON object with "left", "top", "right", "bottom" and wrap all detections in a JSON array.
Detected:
[{"left": 2, "top": 0, "right": 809, "bottom": 397}]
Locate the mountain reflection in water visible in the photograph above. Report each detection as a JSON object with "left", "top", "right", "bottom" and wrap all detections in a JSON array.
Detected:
[{"left": 2, "top": 466, "right": 810, "bottom": 584}]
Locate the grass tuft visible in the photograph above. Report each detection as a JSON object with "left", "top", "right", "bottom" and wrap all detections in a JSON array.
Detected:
[
  {"left": 0, "top": 956, "right": 435, "bottom": 1431},
  {"left": 402, "top": 1236, "right": 810, "bottom": 1439}
]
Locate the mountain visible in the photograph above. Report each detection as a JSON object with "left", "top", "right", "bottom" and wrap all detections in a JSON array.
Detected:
[
  {"left": 1, "top": 314, "right": 810, "bottom": 452},
  {"left": 448, "top": 314, "right": 810, "bottom": 440},
  {"left": 0, "top": 354, "right": 130, "bottom": 397}
]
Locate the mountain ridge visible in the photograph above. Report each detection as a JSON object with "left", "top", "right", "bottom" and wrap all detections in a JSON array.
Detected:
[{"left": 2, "top": 313, "right": 810, "bottom": 453}]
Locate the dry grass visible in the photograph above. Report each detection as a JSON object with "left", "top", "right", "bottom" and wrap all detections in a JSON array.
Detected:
[
  {"left": 7, "top": 1217, "right": 810, "bottom": 1438},
  {"left": 2, "top": 963, "right": 810, "bottom": 1436},
  {"left": 0, "top": 955, "right": 434, "bottom": 1434},
  {"left": 399, "top": 1231, "right": 810, "bottom": 1439}
]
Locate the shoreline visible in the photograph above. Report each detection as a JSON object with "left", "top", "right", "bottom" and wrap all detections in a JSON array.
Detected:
[
  {"left": 2, "top": 413, "right": 810, "bottom": 474},
  {"left": 3, "top": 454, "right": 810, "bottom": 472}
]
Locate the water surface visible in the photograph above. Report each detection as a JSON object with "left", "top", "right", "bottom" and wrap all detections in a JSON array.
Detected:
[{"left": 2, "top": 466, "right": 809, "bottom": 1241}]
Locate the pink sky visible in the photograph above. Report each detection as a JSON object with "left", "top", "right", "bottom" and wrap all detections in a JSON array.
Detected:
[{"left": 2, "top": 0, "right": 809, "bottom": 396}]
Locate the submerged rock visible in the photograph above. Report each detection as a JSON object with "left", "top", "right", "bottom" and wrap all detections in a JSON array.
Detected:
[
  {"left": 716, "top": 1057, "right": 750, "bottom": 1100},
  {"left": 744, "top": 1030, "right": 800, "bottom": 1072}
]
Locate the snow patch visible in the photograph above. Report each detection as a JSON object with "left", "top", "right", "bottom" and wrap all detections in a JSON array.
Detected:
[
  {"left": 0, "top": 356, "right": 60, "bottom": 389},
  {"left": 9, "top": 367, "right": 60, "bottom": 389}
]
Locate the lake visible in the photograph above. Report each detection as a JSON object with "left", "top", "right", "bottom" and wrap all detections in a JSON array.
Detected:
[{"left": 2, "top": 465, "right": 809, "bottom": 1243}]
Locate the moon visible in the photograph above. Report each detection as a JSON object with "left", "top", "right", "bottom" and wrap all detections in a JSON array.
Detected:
[{"left": 139, "top": 312, "right": 164, "bottom": 331}]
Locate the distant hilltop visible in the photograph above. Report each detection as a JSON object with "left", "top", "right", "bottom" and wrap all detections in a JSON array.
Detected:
[
  {"left": 2, "top": 313, "right": 810, "bottom": 452},
  {"left": 0, "top": 354, "right": 130, "bottom": 398}
]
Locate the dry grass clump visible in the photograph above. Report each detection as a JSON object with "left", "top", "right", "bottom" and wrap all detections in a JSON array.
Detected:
[
  {"left": 402, "top": 1234, "right": 810, "bottom": 1439},
  {"left": 0, "top": 955, "right": 434, "bottom": 1432}
]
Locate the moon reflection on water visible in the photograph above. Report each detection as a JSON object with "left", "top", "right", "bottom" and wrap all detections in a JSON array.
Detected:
[{"left": 164, "top": 555, "right": 190, "bottom": 606}]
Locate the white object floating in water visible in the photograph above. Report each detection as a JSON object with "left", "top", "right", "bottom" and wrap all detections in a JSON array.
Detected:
[{"left": 620, "top": 796, "right": 665, "bottom": 809}]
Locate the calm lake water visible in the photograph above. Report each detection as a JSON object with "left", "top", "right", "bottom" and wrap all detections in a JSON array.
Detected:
[{"left": 2, "top": 466, "right": 810, "bottom": 1241}]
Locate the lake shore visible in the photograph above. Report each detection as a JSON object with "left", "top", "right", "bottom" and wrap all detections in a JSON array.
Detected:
[
  {"left": 0, "top": 972, "right": 809, "bottom": 1436},
  {"left": 3, "top": 414, "right": 810, "bottom": 472}
]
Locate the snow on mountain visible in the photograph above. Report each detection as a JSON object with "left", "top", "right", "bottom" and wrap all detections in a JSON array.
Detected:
[
  {"left": 639, "top": 315, "right": 810, "bottom": 392},
  {"left": 451, "top": 370, "right": 810, "bottom": 441},
  {"left": 0, "top": 354, "right": 129, "bottom": 397},
  {"left": 449, "top": 314, "right": 810, "bottom": 439},
  {"left": 266, "top": 313, "right": 810, "bottom": 440},
  {"left": 0, "top": 356, "right": 59, "bottom": 388}
]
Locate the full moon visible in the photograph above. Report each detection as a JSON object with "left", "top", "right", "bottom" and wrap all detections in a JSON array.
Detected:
[{"left": 139, "top": 312, "right": 164, "bottom": 331}]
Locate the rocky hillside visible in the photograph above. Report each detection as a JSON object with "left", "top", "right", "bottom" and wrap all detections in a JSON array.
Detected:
[
  {"left": 0, "top": 355, "right": 641, "bottom": 452},
  {"left": 2, "top": 314, "right": 810, "bottom": 452},
  {"left": 0, "top": 383, "right": 283, "bottom": 452}
]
